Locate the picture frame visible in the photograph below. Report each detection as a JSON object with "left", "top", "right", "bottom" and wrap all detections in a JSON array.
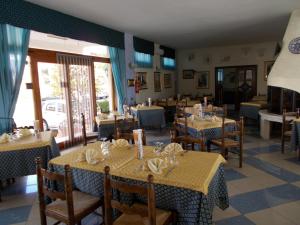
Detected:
[
  {"left": 127, "top": 79, "right": 134, "bottom": 87},
  {"left": 183, "top": 70, "right": 194, "bottom": 79},
  {"left": 195, "top": 71, "right": 209, "bottom": 89},
  {"left": 136, "top": 72, "right": 148, "bottom": 89},
  {"left": 154, "top": 72, "right": 161, "bottom": 92},
  {"left": 164, "top": 73, "right": 172, "bottom": 88},
  {"left": 264, "top": 61, "right": 275, "bottom": 81}
]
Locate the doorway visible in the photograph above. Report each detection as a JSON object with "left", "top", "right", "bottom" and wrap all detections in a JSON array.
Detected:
[{"left": 215, "top": 65, "right": 257, "bottom": 110}]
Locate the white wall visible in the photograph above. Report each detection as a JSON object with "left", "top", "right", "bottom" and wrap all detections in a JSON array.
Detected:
[
  {"left": 134, "top": 44, "right": 176, "bottom": 103},
  {"left": 176, "top": 41, "right": 277, "bottom": 97}
]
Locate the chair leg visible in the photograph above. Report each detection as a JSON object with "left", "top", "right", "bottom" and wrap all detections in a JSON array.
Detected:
[
  {"left": 281, "top": 136, "right": 285, "bottom": 154},
  {"left": 298, "top": 148, "right": 300, "bottom": 161}
]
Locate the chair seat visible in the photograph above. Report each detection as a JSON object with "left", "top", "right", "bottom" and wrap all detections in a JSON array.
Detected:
[
  {"left": 46, "top": 190, "right": 101, "bottom": 221},
  {"left": 211, "top": 138, "right": 239, "bottom": 147},
  {"left": 113, "top": 203, "right": 172, "bottom": 225}
]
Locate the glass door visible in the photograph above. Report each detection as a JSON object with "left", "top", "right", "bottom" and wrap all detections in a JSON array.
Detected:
[{"left": 38, "top": 62, "right": 70, "bottom": 144}]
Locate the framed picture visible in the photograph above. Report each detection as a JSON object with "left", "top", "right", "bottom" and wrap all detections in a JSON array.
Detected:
[
  {"left": 195, "top": 71, "right": 209, "bottom": 89},
  {"left": 183, "top": 70, "right": 194, "bottom": 79},
  {"left": 136, "top": 72, "right": 148, "bottom": 89},
  {"left": 154, "top": 72, "right": 161, "bottom": 92},
  {"left": 264, "top": 61, "right": 275, "bottom": 81},
  {"left": 127, "top": 79, "right": 134, "bottom": 87},
  {"left": 164, "top": 73, "right": 172, "bottom": 88}
]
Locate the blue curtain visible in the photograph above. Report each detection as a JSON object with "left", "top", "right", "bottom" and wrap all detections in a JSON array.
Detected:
[
  {"left": 0, "top": 24, "right": 30, "bottom": 134},
  {"left": 134, "top": 51, "right": 153, "bottom": 68},
  {"left": 109, "top": 47, "right": 126, "bottom": 113},
  {"left": 161, "top": 57, "right": 176, "bottom": 70}
]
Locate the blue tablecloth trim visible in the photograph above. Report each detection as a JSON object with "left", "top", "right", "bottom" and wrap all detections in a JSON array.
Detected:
[
  {"left": 132, "top": 109, "right": 166, "bottom": 129},
  {"left": 0, "top": 138, "right": 60, "bottom": 180}
]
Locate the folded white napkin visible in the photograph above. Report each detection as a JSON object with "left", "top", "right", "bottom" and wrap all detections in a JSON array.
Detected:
[
  {"left": 212, "top": 116, "right": 222, "bottom": 122},
  {"left": 112, "top": 139, "right": 130, "bottom": 148},
  {"left": 85, "top": 148, "right": 102, "bottom": 165},
  {"left": 147, "top": 158, "right": 167, "bottom": 174},
  {"left": 162, "top": 143, "right": 183, "bottom": 155},
  {"left": 19, "top": 128, "right": 32, "bottom": 137},
  {"left": 0, "top": 133, "right": 10, "bottom": 144}
]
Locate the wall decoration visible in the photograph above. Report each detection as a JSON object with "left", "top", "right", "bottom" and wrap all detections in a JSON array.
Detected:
[
  {"left": 264, "top": 61, "right": 275, "bottom": 81},
  {"left": 183, "top": 70, "right": 194, "bottom": 79},
  {"left": 127, "top": 79, "right": 134, "bottom": 87},
  {"left": 288, "top": 37, "right": 300, "bottom": 54},
  {"left": 154, "top": 72, "right": 161, "bottom": 92},
  {"left": 195, "top": 71, "right": 209, "bottom": 89},
  {"left": 136, "top": 72, "right": 148, "bottom": 89},
  {"left": 164, "top": 73, "right": 172, "bottom": 88}
]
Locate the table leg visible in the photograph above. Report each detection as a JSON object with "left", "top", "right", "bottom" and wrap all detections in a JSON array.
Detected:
[{"left": 260, "top": 119, "right": 271, "bottom": 140}]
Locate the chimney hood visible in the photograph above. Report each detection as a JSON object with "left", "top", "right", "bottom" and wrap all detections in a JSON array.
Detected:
[{"left": 267, "top": 10, "right": 300, "bottom": 93}]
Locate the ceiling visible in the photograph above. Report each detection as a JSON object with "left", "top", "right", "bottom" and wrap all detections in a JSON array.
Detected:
[{"left": 27, "top": 0, "right": 300, "bottom": 49}]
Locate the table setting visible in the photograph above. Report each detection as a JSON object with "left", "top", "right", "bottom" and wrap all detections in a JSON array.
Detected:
[{"left": 49, "top": 132, "right": 229, "bottom": 224}]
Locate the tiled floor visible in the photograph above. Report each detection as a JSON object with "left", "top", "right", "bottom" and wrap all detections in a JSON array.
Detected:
[{"left": 1, "top": 126, "right": 300, "bottom": 225}]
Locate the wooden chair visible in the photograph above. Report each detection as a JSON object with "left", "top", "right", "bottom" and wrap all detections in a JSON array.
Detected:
[
  {"left": 209, "top": 116, "right": 244, "bottom": 168},
  {"left": 281, "top": 108, "right": 300, "bottom": 153},
  {"left": 81, "top": 113, "right": 98, "bottom": 146},
  {"left": 35, "top": 157, "right": 103, "bottom": 225},
  {"left": 116, "top": 128, "right": 146, "bottom": 145},
  {"left": 104, "top": 166, "right": 176, "bottom": 225},
  {"left": 172, "top": 135, "right": 206, "bottom": 151},
  {"left": 171, "top": 113, "right": 188, "bottom": 141}
]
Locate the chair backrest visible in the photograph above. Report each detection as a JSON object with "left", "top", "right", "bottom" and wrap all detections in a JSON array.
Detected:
[
  {"left": 282, "top": 108, "right": 300, "bottom": 133},
  {"left": 220, "top": 116, "right": 244, "bottom": 146},
  {"left": 172, "top": 135, "right": 205, "bottom": 151},
  {"left": 172, "top": 114, "right": 188, "bottom": 137},
  {"left": 35, "top": 157, "right": 75, "bottom": 223},
  {"left": 81, "top": 113, "right": 88, "bottom": 146},
  {"left": 114, "top": 115, "right": 136, "bottom": 136},
  {"left": 104, "top": 166, "right": 156, "bottom": 225}
]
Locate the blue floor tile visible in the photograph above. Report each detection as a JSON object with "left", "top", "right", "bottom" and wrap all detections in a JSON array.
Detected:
[
  {"left": 216, "top": 215, "right": 256, "bottom": 225},
  {"left": 0, "top": 205, "right": 32, "bottom": 225},
  {"left": 245, "top": 144, "right": 280, "bottom": 156},
  {"left": 225, "top": 168, "right": 247, "bottom": 181},
  {"left": 230, "top": 183, "right": 300, "bottom": 214},
  {"left": 245, "top": 156, "right": 300, "bottom": 182}
]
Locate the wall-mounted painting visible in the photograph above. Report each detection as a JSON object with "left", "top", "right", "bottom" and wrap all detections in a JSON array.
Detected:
[
  {"left": 264, "top": 61, "right": 275, "bottom": 81},
  {"left": 183, "top": 70, "right": 194, "bottom": 79},
  {"left": 136, "top": 72, "right": 148, "bottom": 89},
  {"left": 154, "top": 72, "right": 161, "bottom": 92},
  {"left": 195, "top": 71, "right": 209, "bottom": 89},
  {"left": 164, "top": 73, "right": 172, "bottom": 88},
  {"left": 127, "top": 79, "right": 134, "bottom": 87}
]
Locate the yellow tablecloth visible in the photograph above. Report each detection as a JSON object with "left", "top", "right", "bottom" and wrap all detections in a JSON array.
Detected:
[
  {"left": 131, "top": 106, "right": 164, "bottom": 111},
  {"left": 179, "top": 117, "right": 235, "bottom": 131},
  {"left": 49, "top": 143, "right": 225, "bottom": 194},
  {"left": 95, "top": 114, "right": 136, "bottom": 125},
  {"left": 0, "top": 131, "right": 54, "bottom": 152}
]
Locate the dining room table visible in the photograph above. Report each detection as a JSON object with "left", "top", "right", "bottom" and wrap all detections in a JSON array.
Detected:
[
  {"left": 49, "top": 142, "right": 229, "bottom": 225},
  {"left": 0, "top": 131, "right": 60, "bottom": 200},
  {"left": 131, "top": 105, "right": 166, "bottom": 129},
  {"left": 95, "top": 113, "right": 138, "bottom": 140},
  {"left": 177, "top": 115, "right": 236, "bottom": 145}
]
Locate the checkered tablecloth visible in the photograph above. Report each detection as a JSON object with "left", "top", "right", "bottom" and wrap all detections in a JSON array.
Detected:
[
  {"left": 132, "top": 108, "right": 166, "bottom": 129},
  {"left": 239, "top": 104, "right": 261, "bottom": 121},
  {"left": 50, "top": 163, "right": 228, "bottom": 225},
  {"left": 0, "top": 137, "right": 60, "bottom": 180},
  {"left": 291, "top": 120, "right": 300, "bottom": 151}
]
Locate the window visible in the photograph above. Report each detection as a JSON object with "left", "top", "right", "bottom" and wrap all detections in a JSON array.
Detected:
[
  {"left": 134, "top": 52, "right": 153, "bottom": 68},
  {"left": 161, "top": 57, "right": 176, "bottom": 70},
  {"left": 46, "top": 103, "right": 56, "bottom": 112}
]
